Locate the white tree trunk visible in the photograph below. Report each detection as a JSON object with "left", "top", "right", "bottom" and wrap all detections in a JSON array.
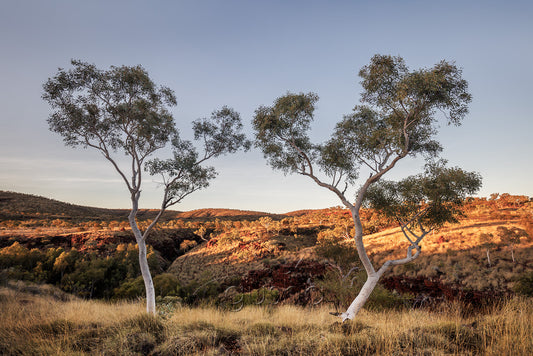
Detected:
[
  {"left": 129, "top": 193, "right": 157, "bottom": 315},
  {"left": 341, "top": 203, "right": 422, "bottom": 321},
  {"left": 341, "top": 274, "right": 380, "bottom": 321},
  {"left": 137, "top": 238, "right": 156, "bottom": 314}
]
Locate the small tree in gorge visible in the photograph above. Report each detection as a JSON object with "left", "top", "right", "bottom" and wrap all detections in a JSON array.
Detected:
[
  {"left": 252, "top": 55, "right": 481, "bottom": 321},
  {"left": 43, "top": 60, "right": 250, "bottom": 314}
]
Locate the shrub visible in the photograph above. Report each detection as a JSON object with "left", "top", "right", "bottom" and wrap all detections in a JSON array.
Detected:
[
  {"left": 514, "top": 272, "right": 533, "bottom": 297},
  {"left": 113, "top": 276, "right": 145, "bottom": 299},
  {"left": 153, "top": 273, "right": 180, "bottom": 297}
]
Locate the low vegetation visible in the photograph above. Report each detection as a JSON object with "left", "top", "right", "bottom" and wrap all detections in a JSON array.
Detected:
[
  {"left": 1, "top": 283, "right": 532, "bottom": 355},
  {"left": 1, "top": 192, "right": 532, "bottom": 353},
  {"left": 1, "top": 192, "right": 532, "bottom": 305}
]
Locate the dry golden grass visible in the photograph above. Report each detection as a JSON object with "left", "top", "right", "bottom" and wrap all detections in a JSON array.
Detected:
[{"left": 1, "top": 284, "right": 532, "bottom": 355}]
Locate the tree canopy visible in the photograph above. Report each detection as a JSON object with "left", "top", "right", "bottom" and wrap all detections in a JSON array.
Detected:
[
  {"left": 43, "top": 60, "right": 250, "bottom": 211},
  {"left": 253, "top": 55, "right": 473, "bottom": 203},
  {"left": 365, "top": 160, "right": 483, "bottom": 230},
  {"left": 253, "top": 54, "right": 481, "bottom": 320}
]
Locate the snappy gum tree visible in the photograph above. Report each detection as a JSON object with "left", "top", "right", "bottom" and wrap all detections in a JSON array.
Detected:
[
  {"left": 43, "top": 60, "right": 250, "bottom": 314},
  {"left": 253, "top": 55, "right": 481, "bottom": 321}
]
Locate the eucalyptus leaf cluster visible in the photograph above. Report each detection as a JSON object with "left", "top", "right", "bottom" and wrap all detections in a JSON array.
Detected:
[
  {"left": 43, "top": 60, "right": 250, "bottom": 209},
  {"left": 364, "top": 160, "right": 482, "bottom": 230},
  {"left": 193, "top": 106, "right": 252, "bottom": 158},
  {"left": 43, "top": 60, "right": 177, "bottom": 154},
  {"left": 252, "top": 55, "right": 475, "bottom": 205},
  {"left": 252, "top": 92, "right": 319, "bottom": 174}
]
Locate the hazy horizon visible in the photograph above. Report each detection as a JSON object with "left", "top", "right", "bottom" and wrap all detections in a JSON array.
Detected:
[{"left": 1, "top": 1, "right": 532, "bottom": 213}]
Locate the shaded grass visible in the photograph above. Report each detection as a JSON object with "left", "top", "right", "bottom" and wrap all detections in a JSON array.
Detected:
[{"left": 1, "top": 285, "right": 532, "bottom": 355}]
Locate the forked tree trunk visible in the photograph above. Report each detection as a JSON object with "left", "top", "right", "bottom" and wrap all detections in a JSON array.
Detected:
[
  {"left": 341, "top": 208, "right": 383, "bottom": 321},
  {"left": 341, "top": 205, "right": 422, "bottom": 321}
]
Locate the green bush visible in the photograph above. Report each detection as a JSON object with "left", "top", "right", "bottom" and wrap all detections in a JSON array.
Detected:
[
  {"left": 225, "top": 287, "right": 280, "bottom": 309},
  {"left": 113, "top": 276, "right": 145, "bottom": 299},
  {"left": 153, "top": 273, "right": 180, "bottom": 297},
  {"left": 514, "top": 272, "right": 533, "bottom": 297},
  {"left": 0, "top": 241, "right": 169, "bottom": 300}
]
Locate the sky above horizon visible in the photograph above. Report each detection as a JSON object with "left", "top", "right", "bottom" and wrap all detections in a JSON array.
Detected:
[{"left": 1, "top": 0, "right": 532, "bottom": 213}]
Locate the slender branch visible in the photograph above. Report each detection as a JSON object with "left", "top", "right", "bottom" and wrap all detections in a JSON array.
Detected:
[
  {"left": 399, "top": 224, "right": 415, "bottom": 245},
  {"left": 142, "top": 189, "right": 169, "bottom": 241},
  {"left": 165, "top": 186, "right": 205, "bottom": 208},
  {"left": 286, "top": 137, "right": 314, "bottom": 176},
  {"left": 84, "top": 135, "right": 134, "bottom": 193},
  {"left": 341, "top": 182, "right": 349, "bottom": 196},
  {"left": 387, "top": 102, "right": 407, "bottom": 119},
  {"left": 399, "top": 100, "right": 410, "bottom": 116},
  {"left": 359, "top": 157, "right": 378, "bottom": 172},
  {"left": 302, "top": 171, "right": 353, "bottom": 209},
  {"left": 354, "top": 152, "right": 407, "bottom": 211}
]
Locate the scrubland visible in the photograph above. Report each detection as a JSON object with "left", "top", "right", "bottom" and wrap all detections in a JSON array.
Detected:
[
  {"left": 1, "top": 192, "right": 533, "bottom": 354},
  {"left": 1, "top": 283, "right": 532, "bottom": 355}
]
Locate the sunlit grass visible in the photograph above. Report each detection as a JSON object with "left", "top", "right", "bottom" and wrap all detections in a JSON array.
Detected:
[{"left": 1, "top": 284, "right": 532, "bottom": 355}]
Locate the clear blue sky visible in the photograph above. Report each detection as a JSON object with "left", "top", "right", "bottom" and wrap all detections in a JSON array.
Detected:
[{"left": 0, "top": 0, "right": 531, "bottom": 213}]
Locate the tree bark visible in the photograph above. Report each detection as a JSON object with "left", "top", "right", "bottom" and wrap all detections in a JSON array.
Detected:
[
  {"left": 129, "top": 192, "right": 157, "bottom": 315},
  {"left": 341, "top": 196, "right": 422, "bottom": 321},
  {"left": 341, "top": 274, "right": 381, "bottom": 321},
  {"left": 137, "top": 238, "right": 156, "bottom": 314}
]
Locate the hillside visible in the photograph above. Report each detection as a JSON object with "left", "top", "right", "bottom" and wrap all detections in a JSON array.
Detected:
[
  {"left": 0, "top": 191, "right": 274, "bottom": 222},
  {"left": 0, "top": 190, "right": 131, "bottom": 221},
  {"left": 1, "top": 192, "right": 532, "bottom": 309},
  {"left": 168, "top": 194, "right": 533, "bottom": 302}
]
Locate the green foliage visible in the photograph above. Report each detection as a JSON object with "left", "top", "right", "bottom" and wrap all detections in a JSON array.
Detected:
[
  {"left": 359, "top": 55, "right": 471, "bottom": 125},
  {"left": 316, "top": 228, "right": 358, "bottom": 271},
  {"left": 365, "top": 160, "right": 482, "bottom": 230},
  {"left": 169, "top": 273, "right": 225, "bottom": 305},
  {"left": 253, "top": 54, "right": 474, "bottom": 194},
  {"left": 232, "top": 287, "right": 280, "bottom": 308},
  {"left": 317, "top": 268, "right": 411, "bottom": 313},
  {"left": 514, "top": 272, "right": 533, "bottom": 297},
  {"left": 193, "top": 106, "right": 251, "bottom": 157},
  {"left": 0, "top": 242, "right": 43, "bottom": 270},
  {"left": 0, "top": 242, "right": 166, "bottom": 299},
  {"left": 43, "top": 60, "right": 177, "bottom": 151},
  {"left": 153, "top": 273, "right": 180, "bottom": 297},
  {"left": 252, "top": 92, "right": 319, "bottom": 174},
  {"left": 364, "top": 285, "right": 411, "bottom": 312},
  {"left": 113, "top": 276, "right": 145, "bottom": 299}
]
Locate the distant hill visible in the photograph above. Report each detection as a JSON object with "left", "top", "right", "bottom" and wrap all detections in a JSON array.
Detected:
[
  {"left": 0, "top": 191, "right": 130, "bottom": 221},
  {"left": 0, "top": 191, "right": 277, "bottom": 222},
  {"left": 175, "top": 208, "right": 281, "bottom": 220}
]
